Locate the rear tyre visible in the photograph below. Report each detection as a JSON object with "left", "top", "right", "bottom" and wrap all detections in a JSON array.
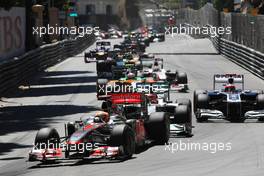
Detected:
[
  {"left": 176, "top": 99, "right": 192, "bottom": 113},
  {"left": 110, "top": 125, "right": 135, "bottom": 158},
  {"left": 147, "top": 112, "right": 170, "bottom": 145},
  {"left": 84, "top": 53, "right": 91, "bottom": 63},
  {"left": 66, "top": 122, "right": 76, "bottom": 136},
  {"left": 97, "top": 79, "right": 108, "bottom": 97},
  {"left": 177, "top": 72, "right": 188, "bottom": 84}
]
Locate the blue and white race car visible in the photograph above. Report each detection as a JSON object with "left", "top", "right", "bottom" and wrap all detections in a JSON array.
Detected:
[{"left": 194, "top": 74, "right": 264, "bottom": 122}]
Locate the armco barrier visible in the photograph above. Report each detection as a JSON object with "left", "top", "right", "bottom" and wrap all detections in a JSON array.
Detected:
[
  {"left": 205, "top": 24, "right": 264, "bottom": 79},
  {"left": 0, "top": 35, "right": 95, "bottom": 96},
  {"left": 183, "top": 23, "right": 264, "bottom": 79},
  {"left": 210, "top": 35, "right": 264, "bottom": 79}
]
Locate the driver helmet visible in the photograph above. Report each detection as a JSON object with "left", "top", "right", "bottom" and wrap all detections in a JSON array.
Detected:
[
  {"left": 225, "top": 77, "right": 236, "bottom": 92},
  {"left": 228, "top": 77, "right": 234, "bottom": 84},
  {"left": 95, "top": 111, "right": 110, "bottom": 123},
  {"left": 154, "top": 59, "right": 159, "bottom": 67},
  {"left": 127, "top": 72, "right": 135, "bottom": 79}
]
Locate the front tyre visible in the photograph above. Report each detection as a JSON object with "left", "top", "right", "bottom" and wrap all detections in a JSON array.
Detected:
[
  {"left": 110, "top": 125, "right": 135, "bottom": 158},
  {"left": 147, "top": 112, "right": 170, "bottom": 145}
]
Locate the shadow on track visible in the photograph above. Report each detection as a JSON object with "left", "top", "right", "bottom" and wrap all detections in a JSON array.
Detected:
[
  {"left": 151, "top": 53, "right": 219, "bottom": 55},
  {"left": 0, "top": 105, "right": 98, "bottom": 136},
  {"left": 0, "top": 143, "right": 32, "bottom": 156},
  {"left": 0, "top": 156, "right": 26, "bottom": 160},
  {"left": 27, "top": 144, "right": 156, "bottom": 169},
  {"left": 5, "top": 85, "right": 96, "bottom": 98},
  {"left": 28, "top": 157, "right": 137, "bottom": 169},
  {"left": 30, "top": 76, "right": 97, "bottom": 86},
  {"left": 4, "top": 70, "right": 97, "bottom": 98},
  {"left": 44, "top": 71, "right": 94, "bottom": 77}
]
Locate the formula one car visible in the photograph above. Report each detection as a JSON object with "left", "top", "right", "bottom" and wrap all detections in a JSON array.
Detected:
[
  {"left": 122, "top": 37, "right": 146, "bottom": 53},
  {"left": 96, "top": 60, "right": 116, "bottom": 79},
  {"left": 96, "top": 70, "right": 157, "bottom": 100},
  {"left": 140, "top": 57, "right": 188, "bottom": 92},
  {"left": 194, "top": 74, "right": 264, "bottom": 122},
  {"left": 29, "top": 112, "right": 137, "bottom": 163},
  {"left": 102, "top": 93, "right": 170, "bottom": 145},
  {"left": 84, "top": 41, "right": 112, "bottom": 63},
  {"left": 135, "top": 81, "right": 192, "bottom": 136}
]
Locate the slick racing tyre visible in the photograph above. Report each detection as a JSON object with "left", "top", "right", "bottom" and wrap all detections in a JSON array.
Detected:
[
  {"left": 34, "top": 128, "right": 60, "bottom": 149},
  {"left": 147, "top": 112, "right": 170, "bottom": 145},
  {"left": 197, "top": 94, "right": 209, "bottom": 109},
  {"left": 97, "top": 79, "right": 108, "bottom": 96},
  {"left": 110, "top": 125, "right": 135, "bottom": 158},
  {"left": 174, "top": 105, "right": 192, "bottom": 124},
  {"left": 196, "top": 94, "right": 210, "bottom": 122},
  {"left": 257, "top": 94, "right": 264, "bottom": 109},
  {"left": 193, "top": 90, "right": 206, "bottom": 113},
  {"left": 177, "top": 72, "right": 188, "bottom": 84},
  {"left": 84, "top": 52, "right": 92, "bottom": 63},
  {"left": 176, "top": 98, "right": 192, "bottom": 113},
  {"left": 174, "top": 105, "right": 192, "bottom": 136},
  {"left": 257, "top": 94, "right": 264, "bottom": 121},
  {"left": 66, "top": 122, "right": 76, "bottom": 136}
]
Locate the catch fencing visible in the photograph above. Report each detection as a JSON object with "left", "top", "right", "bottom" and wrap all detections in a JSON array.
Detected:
[{"left": 175, "top": 3, "right": 264, "bottom": 79}]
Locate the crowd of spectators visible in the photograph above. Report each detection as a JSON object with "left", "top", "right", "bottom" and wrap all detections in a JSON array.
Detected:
[{"left": 240, "top": 0, "right": 264, "bottom": 14}]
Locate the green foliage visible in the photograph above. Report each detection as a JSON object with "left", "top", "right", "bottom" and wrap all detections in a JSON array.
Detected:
[
  {"left": 194, "top": 0, "right": 209, "bottom": 9},
  {"left": 212, "top": 0, "right": 234, "bottom": 12},
  {"left": 192, "top": 0, "right": 234, "bottom": 12},
  {"left": 161, "top": 0, "right": 181, "bottom": 9}
]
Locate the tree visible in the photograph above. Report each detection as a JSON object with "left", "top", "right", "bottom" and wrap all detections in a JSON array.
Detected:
[
  {"left": 194, "top": 0, "right": 209, "bottom": 9},
  {"left": 159, "top": 0, "right": 181, "bottom": 9},
  {"left": 212, "top": 0, "right": 234, "bottom": 12},
  {"left": 0, "top": 0, "right": 25, "bottom": 10}
]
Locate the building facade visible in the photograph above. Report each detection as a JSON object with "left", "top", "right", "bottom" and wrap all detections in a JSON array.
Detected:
[{"left": 77, "top": 0, "right": 121, "bottom": 29}]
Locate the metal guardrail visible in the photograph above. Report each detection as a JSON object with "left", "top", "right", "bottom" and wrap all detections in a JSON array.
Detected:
[
  {"left": 203, "top": 24, "right": 264, "bottom": 79},
  {"left": 176, "top": 3, "right": 264, "bottom": 53},
  {"left": 175, "top": 4, "right": 264, "bottom": 79},
  {"left": 0, "top": 35, "right": 95, "bottom": 96},
  {"left": 182, "top": 23, "right": 264, "bottom": 79},
  {"left": 211, "top": 35, "right": 264, "bottom": 79}
]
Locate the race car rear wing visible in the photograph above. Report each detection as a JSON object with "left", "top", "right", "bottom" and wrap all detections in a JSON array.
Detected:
[
  {"left": 140, "top": 58, "right": 163, "bottom": 69},
  {"left": 213, "top": 74, "right": 244, "bottom": 90},
  {"left": 135, "top": 81, "right": 170, "bottom": 98},
  {"left": 110, "top": 93, "right": 144, "bottom": 104}
]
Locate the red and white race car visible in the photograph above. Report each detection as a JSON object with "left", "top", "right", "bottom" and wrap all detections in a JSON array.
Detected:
[
  {"left": 29, "top": 93, "right": 170, "bottom": 164},
  {"left": 140, "top": 57, "right": 188, "bottom": 92}
]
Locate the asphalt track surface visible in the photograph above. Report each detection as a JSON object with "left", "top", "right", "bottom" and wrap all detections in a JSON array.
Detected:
[{"left": 0, "top": 35, "right": 264, "bottom": 176}]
